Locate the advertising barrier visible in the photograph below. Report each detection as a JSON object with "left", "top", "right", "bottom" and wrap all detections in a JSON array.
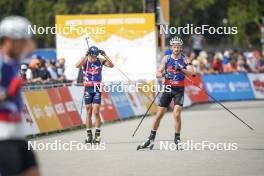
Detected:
[
  {"left": 185, "top": 75, "right": 208, "bottom": 103},
  {"left": 21, "top": 73, "right": 262, "bottom": 136},
  {"left": 202, "top": 73, "right": 255, "bottom": 101},
  {"left": 248, "top": 73, "right": 264, "bottom": 99}
]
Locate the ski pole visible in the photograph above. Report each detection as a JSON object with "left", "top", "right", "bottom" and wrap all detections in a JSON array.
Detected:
[
  {"left": 132, "top": 91, "right": 160, "bottom": 137},
  {"left": 183, "top": 72, "right": 254, "bottom": 131}
]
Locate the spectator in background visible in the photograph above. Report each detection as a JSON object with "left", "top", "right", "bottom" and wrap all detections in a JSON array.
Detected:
[
  {"left": 20, "top": 64, "right": 28, "bottom": 83},
  {"left": 237, "top": 53, "right": 250, "bottom": 72},
  {"left": 190, "top": 34, "right": 206, "bottom": 57},
  {"left": 246, "top": 50, "right": 260, "bottom": 73},
  {"left": 38, "top": 59, "right": 51, "bottom": 84},
  {"left": 26, "top": 57, "right": 42, "bottom": 84},
  {"left": 46, "top": 59, "right": 58, "bottom": 82},
  {"left": 56, "top": 57, "right": 68, "bottom": 82},
  {"left": 211, "top": 52, "right": 223, "bottom": 73},
  {"left": 258, "top": 55, "right": 264, "bottom": 72},
  {"left": 224, "top": 56, "right": 237, "bottom": 73},
  {"left": 223, "top": 50, "right": 231, "bottom": 66},
  {"left": 196, "top": 51, "right": 211, "bottom": 74}
]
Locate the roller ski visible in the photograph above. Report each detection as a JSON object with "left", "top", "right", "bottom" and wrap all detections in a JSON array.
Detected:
[{"left": 137, "top": 130, "right": 156, "bottom": 150}]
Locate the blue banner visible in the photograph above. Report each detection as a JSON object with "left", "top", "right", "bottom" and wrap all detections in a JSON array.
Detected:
[
  {"left": 202, "top": 73, "right": 255, "bottom": 101},
  {"left": 108, "top": 87, "right": 135, "bottom": 119}
]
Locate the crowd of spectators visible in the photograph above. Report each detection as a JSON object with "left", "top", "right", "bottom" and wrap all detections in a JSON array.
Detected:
[
  {"left": 187, "top": 49, "right": 264, "bottom": 74},
  {"left": 20, "top": 56, "right": 70, "bottom": 85},
  {"left": 20, "top": 48, "right": 264, "bottom": 86}
]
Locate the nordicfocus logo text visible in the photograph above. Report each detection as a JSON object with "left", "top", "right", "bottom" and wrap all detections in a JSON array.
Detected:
[
  {"left": 28, "top": 140, "right": 106, "bottom": 151},
  {"left": 160, "top": 24, "right": 238, "bottom": 35},
  {"left": 159, "top": 140, "right": 238, "bottom": 151}
]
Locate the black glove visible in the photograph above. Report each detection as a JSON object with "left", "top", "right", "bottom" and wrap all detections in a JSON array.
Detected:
[
  {"left": 85, "top": 51, "right": 90, "bottom": 56},
  {"left": 99, "top": 50, "right": 106, "bottom": 56},
  {"left": 174, "top": 63, "right": 186, "bottom": 72}
]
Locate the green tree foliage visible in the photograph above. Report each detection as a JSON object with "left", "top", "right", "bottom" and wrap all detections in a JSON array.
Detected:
[{"left": 0, "top": 0, "right": 262, "bottom": 48}]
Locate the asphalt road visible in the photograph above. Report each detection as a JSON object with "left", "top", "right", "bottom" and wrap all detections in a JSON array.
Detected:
[{"left": 31, "top": 100, "right": 264, "bottom": 176}]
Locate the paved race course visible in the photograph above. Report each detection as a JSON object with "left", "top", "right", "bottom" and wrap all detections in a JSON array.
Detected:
[{"left": 32, "top": 101, "right": 264, "bottom": 176}]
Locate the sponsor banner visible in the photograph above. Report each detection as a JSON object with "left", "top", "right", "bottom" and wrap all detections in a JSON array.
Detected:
[
  {"left": 185, "top": 75, "right": 208, "bottom": 103},
  {"left": 124, "top": 83, "right": 147, "bottom": 116},
  {"left": 101, "top": 91, "right": 120, "bottom": 121},
  {"left": 24, "top": 90, "right": 62, "bottom": 133},
  {"left": 57, "top": 87, "right": 82, "bottom": 126},
  {"left": 68, "top": 86, "right": 86, "bottom": 123},
  {"left": 108, "top": 86, "right": 135, "bottom": 119},
  {"left": 202, "top": 73, "right": 255, "bottom": 101},
  {"left": 56, "top": 13, "right": 156, "bottom": 81},
  {"left": 248, "top": 73, "right": 264, "bottom": 99},
  {"left": 47, "top": 88, "right": 73, "bottom": 129},
  {"left": 21, "top": 93, "right": 40, "bottom": 135},
  {"left": 183, "top": 92, "right": 192, "bottom": 107},
  {"left": 137, "top": 82, "right": 157, "bottom": 114}
]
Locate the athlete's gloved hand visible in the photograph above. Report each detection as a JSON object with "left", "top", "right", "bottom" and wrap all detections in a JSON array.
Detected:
[
  {"left": 99, "top": 50, "right": 106, "bottom": 56},
  {"left": 85, "top": 51, "right": 90, "bottom": 56},
  {"left": 163, "top": 73, "right": 172, "bottom": 79},
  {"left": 174, "top": 62, "right": 186, "bottom": 72}
]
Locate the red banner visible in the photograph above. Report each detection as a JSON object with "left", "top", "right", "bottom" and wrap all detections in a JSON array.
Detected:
[
  {"left": 100, "top": 91, "right": 120, "bottom": 121},
  {"left": 58, "top": 87, "right": 82, "bottom": 126},
  {"left": 47, "top": 88, "right": 73, "bottom": 129},
  {"left": 185, "top": 75, "right": 208, "bottom": 103}
]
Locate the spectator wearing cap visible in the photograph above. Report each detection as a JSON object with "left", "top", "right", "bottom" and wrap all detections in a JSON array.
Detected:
[{"left": 20, "top": 64, "right": 28, "bottom": 83}]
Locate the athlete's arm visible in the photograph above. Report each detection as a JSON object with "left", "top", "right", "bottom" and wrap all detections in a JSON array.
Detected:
[
  {"left": 156, "top": 56, "right": 167, "bottom": 78},
  {"left": 101, "top": 55, "right": 114, "bottom": 68},
  {"left": 76, "top": 56, "right": 88, "bottom": 68},
  {"left": 181, "top": 57, "right": 195, "bottom": 76}
]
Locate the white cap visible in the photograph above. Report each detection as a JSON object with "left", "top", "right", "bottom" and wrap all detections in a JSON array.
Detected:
[
  {"left": 0, "top": 16, "right": 32, "bottom": 39},
  {"left": 21, "top": 64, "right": 27, "bottom": 70},
  {"left": 170, "top": 36, "right": 183, "bottom": 46}
]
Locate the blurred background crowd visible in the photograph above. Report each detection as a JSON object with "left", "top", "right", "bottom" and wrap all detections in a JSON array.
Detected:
[
  {"left": 20, "top": 57, "right": 71, "bottom": 85},
  {"left": 188, "top": 49, "right": 264, "bottom": 74}
]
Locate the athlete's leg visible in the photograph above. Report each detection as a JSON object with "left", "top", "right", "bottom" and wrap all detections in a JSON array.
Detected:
[
  {"left": 173, "top": 105, "right": 183, "bottom": 134},
  {"left": 172, "top": 87, "right": 184, "bottom": 144},
  {"left": 152, "top": 106, "right": 167, "bottom": 130},
  {"left": 84, "top": 87, "right": 94, "bottom": 143},
  {"left": 85, "top": 104, "right": 93, "bottom": 128},
  {"left": 92, "top": 91, "right": 102, "bottom": 143},
  {"left": 93, "top": 104, "right": 101, "bottom": 128},
  {"left": 140, "top": 92, "right": 172, "bottom": 148}
]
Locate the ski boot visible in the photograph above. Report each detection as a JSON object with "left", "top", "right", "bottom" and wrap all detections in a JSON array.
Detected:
[
  {"left": 85, "top": 133, "right": 93, "bottom": 144},
  {"left": 137, "top": 130, "right": 156, "bottom": 150},
  {"left": 93, "top": 129, "right": 101, "bottom": 144},
  {"left": 174, "top": 133, "right": 181, "bottom": 150}
]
